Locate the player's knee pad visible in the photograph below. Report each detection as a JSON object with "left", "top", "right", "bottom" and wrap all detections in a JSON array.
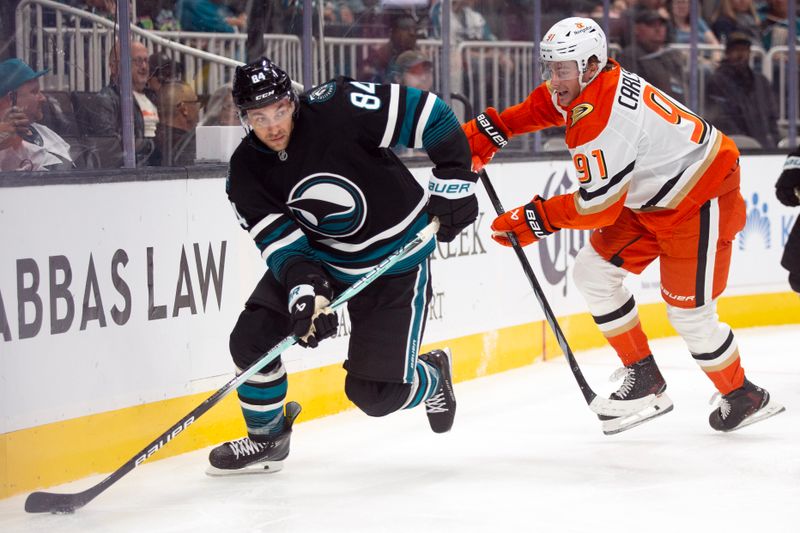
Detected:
[
  {"left": 667, "top": 302, "right": 731, "bottom": 354},
  {"left": 573, "top": 245, "right": 632, "bottom": 312},
  {"left": 229, "top": 305, "right": 286, "bottom": 371},
  {"left": 344, "top": 375, "right": 412, "bottom": 418}
]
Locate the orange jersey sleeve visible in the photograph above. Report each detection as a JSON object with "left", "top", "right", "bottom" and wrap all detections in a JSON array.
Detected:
[
  {"left": 499, "top": 83, "right": 566, "bottom": 135},
  {"left": 543, "top": 189, "right": 627, "bottom": 230}
]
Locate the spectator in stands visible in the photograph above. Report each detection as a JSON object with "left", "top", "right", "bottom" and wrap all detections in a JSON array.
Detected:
[
  {"left": 617, "top": 7, "right": 690, "bottom": 103},
  {"left": 137, "top": 0, "right": 182, "bottom": 31},
  {"left": 245, "top": 0, "right": 284, "bottom": 60},
  {"left": 176, "top": 0, "right": 247, "bottom": 33},
  {"left": 430, "top": 0, "right": 499, "bottom": 43},
  {"left": 358, "top": 13, "right": 420, "bottom": 83},
  {"left": 94, "top": 40, "right": 159, "bottom": 164},
  {"left": 609, "top": 0, "right": 667, "bottom": 47},
  {"left": 147, "top": 51, "right": 182, "bottom": 105},
  {"left": 155, "top": 81, "right": 200, "bottom": 166},
  {"left": 201, "top": 84, "right": 239, "bottom": 126},
  {"left": 279, "top": 0, "right": 357, "bottom": 36},
  {"left": 590, "top": 0, "right": 629, "bottom": 21},
  {"left": 710, "top": 0, "right": 760, "bottom": 44},
  {"left": 705, "top": 32, "right": 779, "bottom": 148},
  {"left": 0, "top": 59, "right": 73, "bottom": 171},
  {"left": 668, "top": 0, "right": 722, "bottom": 46},
  {"left": 391, "top": 50, "right": 434, "bottom": 91},
  {"left": 760, "top": 0, "right": 800, "bottom": 49}
]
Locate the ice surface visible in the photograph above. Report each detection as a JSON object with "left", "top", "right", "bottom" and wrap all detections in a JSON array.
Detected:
[{"left": 2, "top": 325, "right": 798, "bottom": 533}]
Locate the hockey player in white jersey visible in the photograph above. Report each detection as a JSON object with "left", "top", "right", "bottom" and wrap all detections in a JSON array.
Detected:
[{"left": 462, "top": 17, "right": 784, "bottom": 434}]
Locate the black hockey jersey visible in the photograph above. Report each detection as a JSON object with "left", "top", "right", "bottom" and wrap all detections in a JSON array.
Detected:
[{"left": 226, "top": 77, "right": 472, "bottom": 285}]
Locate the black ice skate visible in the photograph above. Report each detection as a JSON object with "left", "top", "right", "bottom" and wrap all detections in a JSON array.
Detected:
[
  {"left": 206, "top": 401, "right": 302, "bottom": 476},
  {"left": 709, "top": 379, "right": 785, "bottom": 432},
  {"left": 600, "top": 355, "right": 674, "bottom": 435},
  {"left": 420, "top": 348, "right": 456, "bottom": 434}
]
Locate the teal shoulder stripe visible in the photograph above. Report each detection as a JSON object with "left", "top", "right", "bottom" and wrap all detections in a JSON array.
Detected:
[
  {"left": 398, "top": 87, "right": 423, "bottom": 148},
  {"left": 422, "top": 99, "right": 460, "bottom": 149}
]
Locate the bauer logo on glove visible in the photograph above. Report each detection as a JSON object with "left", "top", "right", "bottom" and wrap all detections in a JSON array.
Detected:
[
  {"left": 461, "top": 107, "right": 512, "bottom": 171},
  {"left": 476, "top": 112, "right": 509, "bottom": 148},
  {"left": 491, "top": 195, "right": 559, "bottom": 247}
]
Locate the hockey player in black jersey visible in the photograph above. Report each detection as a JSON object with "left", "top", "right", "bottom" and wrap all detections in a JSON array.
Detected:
[
  {"left": 207, "top": 57, "right": 477, "bottom": 474},
  {"left": 776, "top": 146, "right": 800, "bottom": 295}
]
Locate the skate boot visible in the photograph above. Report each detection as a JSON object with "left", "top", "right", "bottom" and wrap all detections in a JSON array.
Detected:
[
  {"left": 419, "top": 348, "right": 456, "bottom": 433},
  {"left": 709, "top": 379, "right": 785, "bottom": 432},
  {"left": 600, "top": 355, "right": 674, "bottom": 435},
  {"left": 207, "top": 401, "right": 302, "bottom": 476}
]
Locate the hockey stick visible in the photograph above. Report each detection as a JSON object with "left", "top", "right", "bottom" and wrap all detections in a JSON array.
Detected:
[
  {"left": 478, "top": 169, "right": 657, "bottom": 417},
  {"left": 24, "top": 218, "right": 440, "bottom": 514}
]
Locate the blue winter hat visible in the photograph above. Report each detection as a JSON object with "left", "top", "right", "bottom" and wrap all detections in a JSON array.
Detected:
[{"left": 0, "top": 59, "right": 48, "bottom": 98}]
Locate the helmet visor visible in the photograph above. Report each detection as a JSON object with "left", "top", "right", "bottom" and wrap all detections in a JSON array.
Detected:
[
  {"left": 241, "top": 95, "right": 294, "bottom": 129},
  {"left": 540, "top": 60, "right": 580, "bottom": 82}
]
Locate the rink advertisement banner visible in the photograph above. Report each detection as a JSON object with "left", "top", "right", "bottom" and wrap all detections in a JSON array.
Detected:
[{"left": 1, "top": 155, "right": 797, "bottom": 433}]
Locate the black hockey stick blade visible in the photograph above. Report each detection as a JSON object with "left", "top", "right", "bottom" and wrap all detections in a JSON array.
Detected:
[
  {"left": 478, "top": 168, "right": 660, "bottom": 418},
  {"left": 25, "top": 488, "right": 94, "bottom": 514},
  {"left": 24, "top": 218, "right": 440, "bottom": 514}
]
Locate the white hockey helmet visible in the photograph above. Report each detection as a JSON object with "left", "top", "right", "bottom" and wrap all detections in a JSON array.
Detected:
[{"left": 540, "top": 17, "right": 608, "bottom": 91}]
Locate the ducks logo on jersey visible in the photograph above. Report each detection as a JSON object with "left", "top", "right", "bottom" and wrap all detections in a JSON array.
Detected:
[
  {"left": 570, "top": 103, "right": 594, "bottom": 126},
  {"left": 287, "top": 173, "right": 367, "bottom": 237}
]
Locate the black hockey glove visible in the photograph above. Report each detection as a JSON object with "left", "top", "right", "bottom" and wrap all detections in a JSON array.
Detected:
[
  {"left": 287, "top": 273, "right": 338, "bottom": 348},
  {"left": 776, "top": 153, "right": 800, "bottom": 207},
  {"left": 426, "top": 167, "right": 480, "bottom": 243}
]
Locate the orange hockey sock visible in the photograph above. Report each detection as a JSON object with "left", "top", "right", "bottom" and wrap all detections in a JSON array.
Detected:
[{"left": 605, "top": 320, "right": 652, "bottom": 366}]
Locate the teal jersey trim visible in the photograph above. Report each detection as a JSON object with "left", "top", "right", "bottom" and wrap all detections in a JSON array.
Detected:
[
  {"left": 256, "top": 220, "right": 295, "bottom": 253},
  {"left": 320, "top": 215, "right": 434, "bottom": 283},
  {"left": 404, "top": 257, "right": 430, "bottom": 382},
  {"left": 398, "top": 87, "right": 423, "bottom": 148},
  {"left": 266, "top": 234, "right": 318, "bottom": 279},
  {"left": 422, "top": 98, "right": 461, "bottom": 149},
  {"left": 237, "top": 381, "right": 289, "bottom": 403}
]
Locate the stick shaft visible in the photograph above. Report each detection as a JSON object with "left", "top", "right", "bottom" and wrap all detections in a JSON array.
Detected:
[
  {"left": 25, "top": 218, "right": 440, "bottom": 514},
  {"left": 479, "top": 169, "right": 597, "bottom": 405}
]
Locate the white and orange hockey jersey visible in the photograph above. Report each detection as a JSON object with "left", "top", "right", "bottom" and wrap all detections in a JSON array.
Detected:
[{"left": 499, "top": 59, "right": 741, "bottom": 232}]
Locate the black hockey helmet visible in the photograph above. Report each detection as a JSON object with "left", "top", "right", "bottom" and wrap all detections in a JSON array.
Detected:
[{"left": 232, "top": 57, "right": 297, "bottom": 114}]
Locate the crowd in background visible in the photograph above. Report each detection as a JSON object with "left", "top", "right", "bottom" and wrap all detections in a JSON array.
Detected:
[{"left": 0, "top": 0, "right": 799, "bottom": 171}]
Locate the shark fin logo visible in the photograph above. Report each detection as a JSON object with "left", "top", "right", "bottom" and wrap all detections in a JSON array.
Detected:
[
  {"left": 287, "top": 173, "right": 366, "bottom": 237},
  {"left": 308, "top": 81, "right": 336, "bottom": 103}
]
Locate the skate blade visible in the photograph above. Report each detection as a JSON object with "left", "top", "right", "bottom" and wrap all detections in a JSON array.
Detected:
[
  {"left": 205, "top": 459, "right": 285, "bottom": 477},
  {"left": 602, "top": 394, "right": 674, "bottom": 435},
  {"left": 589, "top": 392, "right": 662, "bottom": 417},
  {"left": 721, "top": 401, "right": 786, "bottom": 433}
]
